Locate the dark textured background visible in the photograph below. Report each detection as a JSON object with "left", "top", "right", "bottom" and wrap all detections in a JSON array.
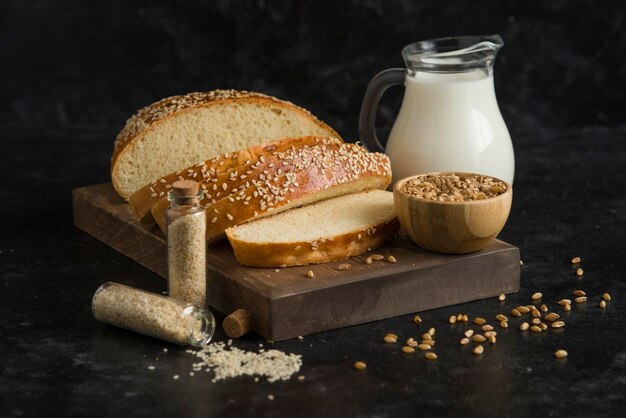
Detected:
[
  {"left": 2, "top": 0, "right": 625, "bottom": 140},
  {"left": 2, "top": 2, "right": 626, "bottom": 417}
]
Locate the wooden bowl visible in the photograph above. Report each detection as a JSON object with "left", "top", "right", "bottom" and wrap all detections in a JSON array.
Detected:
[{"left": 393, "top": 172, "right": 513, "bottom": 254}]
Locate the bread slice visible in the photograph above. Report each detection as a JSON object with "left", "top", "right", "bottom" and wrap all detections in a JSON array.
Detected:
[
  {"left": 225, "top": 191, "right": 399, "bottom": 267},
  {"left": 151, "top": 142, "right": 392, "bottom": 242},
  {"left": 129, "top": 136, "right": 341, "bottom": 223},
  {"left": 112, "top": 90, "right": 341, "bottom": 200}
]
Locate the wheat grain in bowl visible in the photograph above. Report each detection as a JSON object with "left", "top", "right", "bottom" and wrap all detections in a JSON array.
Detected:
[{"left": 393, "top": 172, "right": 513, "bottom": 254}]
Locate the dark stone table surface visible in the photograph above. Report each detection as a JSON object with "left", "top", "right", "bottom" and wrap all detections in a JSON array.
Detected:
[{"left": 1, "top": 127, "right": 625, "bottom": 417}]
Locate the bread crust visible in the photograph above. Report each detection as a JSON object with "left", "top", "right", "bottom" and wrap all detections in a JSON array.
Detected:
[
  {"left": 111, "top": 90, "right": 342, "bottom": 199},
  {"left": 128, "top": 136, "right": 341, "bottom": 223},
  {"left": 225, "top": 218, "right": 400, "bottom": 267},
  {"left": 151, "top": 143, "right": 392, "bottom": 241}
]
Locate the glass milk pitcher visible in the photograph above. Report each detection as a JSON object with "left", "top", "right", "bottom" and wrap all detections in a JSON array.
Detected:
[{"left": 359, "top": 35, "right": 514, "bottom": 184}]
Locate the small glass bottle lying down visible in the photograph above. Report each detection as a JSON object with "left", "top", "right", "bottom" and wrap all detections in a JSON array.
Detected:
[{"left": 92, "top": 282, "right": 215, "bottom": 347}]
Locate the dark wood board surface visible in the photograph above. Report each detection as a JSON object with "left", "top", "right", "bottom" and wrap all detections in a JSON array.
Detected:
[{"left": 72, "top": 183, "right": 520, "bottom": 340}]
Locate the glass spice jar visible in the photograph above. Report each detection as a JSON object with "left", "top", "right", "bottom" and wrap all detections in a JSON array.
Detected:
[
  {"left": 92, "top": 282, "right": 215, "bottom": 346},
  {"left": 166, "top": 180, "right": 207, "bottom": 308}
]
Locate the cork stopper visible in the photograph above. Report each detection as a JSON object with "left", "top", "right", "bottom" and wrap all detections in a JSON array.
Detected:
[
  {"left": 171, "top": 180, "right": 200, "bottom": 197},
  {"left": 223, "top": 309, "right": 251, "bottom": 339}
]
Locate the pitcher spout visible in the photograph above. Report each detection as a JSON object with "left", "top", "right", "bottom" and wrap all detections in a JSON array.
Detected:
[{"left": 402, "top": 35, "right": 503, "bottom": 74}]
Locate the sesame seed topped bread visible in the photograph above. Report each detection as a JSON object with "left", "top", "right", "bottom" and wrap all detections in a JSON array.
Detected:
[
  {"left": 111, "top": 90, "right": 341, "bottom": 200},
  {"left": 225, "top": 191, "right": 399, "bottom": 267},
  {"left": 151, "top": 142, "right": 392, "bottom": 242},
  {"left": 129, "top": 136, "right": 341, "bottom": 223}
]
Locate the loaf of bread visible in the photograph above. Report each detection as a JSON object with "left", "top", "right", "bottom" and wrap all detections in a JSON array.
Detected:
[
  {"left": 111, "top": 90, "right": 341, "bottom": 200},
  {"left": 129, "top": 136, "right": 341, "bottom": 223},
  {"left": 151, "top": 141, "right": 392, "bottom": 242},
  {"left": 225, "top": 190, "right": 399, "bottom": 267}
]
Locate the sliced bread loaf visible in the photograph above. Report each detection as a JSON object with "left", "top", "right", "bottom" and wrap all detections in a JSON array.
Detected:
[
  {"left": 129, "top": 136, "right": 341, "bottom": 223},
  {"left": 112, "top": 90, "right": 341, "bottom": 200},
  {"left": 151, "top": 142, "right": 392, "bottom": 242},
  {"left": 225, "top": 190, "right": 399, "bottom": 267}
]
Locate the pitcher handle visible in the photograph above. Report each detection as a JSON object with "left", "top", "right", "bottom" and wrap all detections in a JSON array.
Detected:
[{"left": 358, "top": 68, "right": 406, "bottom": 153}]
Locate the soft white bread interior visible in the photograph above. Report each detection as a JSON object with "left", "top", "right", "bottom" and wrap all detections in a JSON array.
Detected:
[
  {"left": 225, "top": 190, "right": 398, "bottom": 267},
  {"left": 111, "top": 90, "right": 340, "bottom": 200}
]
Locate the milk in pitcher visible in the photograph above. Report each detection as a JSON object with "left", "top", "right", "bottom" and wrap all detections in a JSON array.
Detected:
[
  {"left": 386, "top": 70, "right": 513, "bottom": 183},
  {"left": 359, "top": 35, "right": 515, "bottom": 184}
]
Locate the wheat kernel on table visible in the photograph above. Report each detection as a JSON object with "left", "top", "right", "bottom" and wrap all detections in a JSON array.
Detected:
[
  {"left": 464, "top": 330, "right": 474, "bottom": 338},
  {"left": 540, "top": 304, "right": 548, "bottom": 312},
  {"left": 551, "top": 321, "right": 565, "bottom": 328},
  {"left": 460, "top": 338, "right": 470, "bottom": 346},
  {"left": 510, "top": 308, "right": 521, "bottom": 317},
  {"left": 555, "top": 349, "right": 568, "bottom": 359},
  {"left": 428, "top": 327, "right": 436, "bottom": 337},
  {"left": 532, "top": 292, "right": 543, "bottom": 300},
  {"left": 531, "top": 318, "right": 541, "bottom": 326},
  {"left": 365, "top": 256, "right": 373, "bottom": 265},
  {"left": 500, "top": 320, "right": 508, "bottom": 329},
  {"left": 519, "top": 260, "right": 524, "bottom": 267},
  {"left": 498, "top": 293, "right": 506, "bottom": 302},
  {"left": 576, "top": 268, "right": 584, "bottom": 277},
  {"left": 383, "top": 335, "right": 397, "bottom": 344},
  {"left": 402, "top": 346, "right": 415, "bottom": 354},
  {"left": 371, "top": 254, "right": 385, "bottom": 261},
  {"left": 449, "top": 315, "right": 457, "bottom": 324},
  {"left": 457, "top": 314, "right": 463, "bottom": 321},
  {"left": 488, "top": 335, "right": 497, "bottom": 344},
  {"left": 413, "top": 315, "right": 422, "bottom": 325},
  {"left": 530, "top": 325, "right": 542, "bottom": 333},
  {"left": 461, "top": 314, "right": 469, "bottom": 323},
  {"left": 573, "top": 290, "right": 586, "bottom": 297},
  {"left": 544, "top": 312, "right": 560, "bottom": 322},
  {"left": 482, "top": 325, "right": 494, "bottom": 332},
  {"left": 306, "top": 270, "right": 315, "bottom": 278},
  {"left": 564, "top": 303, "right": 572, "bottom": 312},
  {"left": 520, "top": 322, "right": 530, "bottom": 331},
  {"left": 517, "top": 306, "right": 530, "bottom": 314},
  {"left": 473, "top": 317, "right": 486, "bottom": 325},
  {"left": 424, "top": 352, "right": 438, "bottom": 360},
  {"left": 417, "top": 343, "right": 431, "bottom": 351},
  {"left": 472, "top": 335, "right": 487, "bottom": 343},
  {"left": 496, "top": 314, "right": 508, "bottom": 322},
  {"left": 354, "top": 361, "right": 367, "bottom": 370},
  {"left": 599, "top": 300, "right": 607, "bottom": 309},
  {"left": 387, "top": 255, "right": 397, "bottom": 263},
  {"left": 571, "top": 257, "right": 581, "bottom": 264},
  {"left": 473, "top": 345, "right": 484, "bottom": 355},
  {"left": 603, "top": 293, "right": 611, "bottom": 301},
  {"left": 575, "top": 296, "right": 587, "bottom": 303},
  {"left": 422, "top": 333, "right": 432, "bottom": 341},
  {"left": 559, "top": 299, "right": 572, "bottom": 306},
  {"left": 539, "top": 322, "right": 548, "bottom": 331}
]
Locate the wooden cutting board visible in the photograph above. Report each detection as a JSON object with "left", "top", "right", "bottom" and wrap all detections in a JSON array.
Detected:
[{"left": 72, "top": 183, "right": 520, "bottom": 340}]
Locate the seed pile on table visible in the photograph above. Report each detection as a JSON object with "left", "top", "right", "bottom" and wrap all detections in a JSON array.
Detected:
[
  {"left": 401, "top": 173, "right": 507, "bottom": 202},
  {"left": 183, "top": 341, "right": 302, "bottom": 383}
]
